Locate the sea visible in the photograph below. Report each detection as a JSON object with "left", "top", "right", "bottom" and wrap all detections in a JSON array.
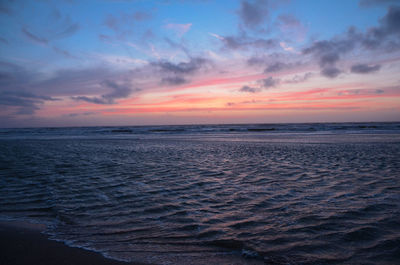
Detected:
[{"left": 0, "top": 122, "right": 399, "bottom": 264}]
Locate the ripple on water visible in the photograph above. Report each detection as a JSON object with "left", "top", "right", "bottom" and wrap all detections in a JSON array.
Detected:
[{"left": 0, "top": 136, "right": 399, "bottom": 264}]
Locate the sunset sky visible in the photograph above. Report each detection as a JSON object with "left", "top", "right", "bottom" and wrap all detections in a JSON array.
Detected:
[{"left": 0, "top": 0, "right": 399, "bottom": 127}]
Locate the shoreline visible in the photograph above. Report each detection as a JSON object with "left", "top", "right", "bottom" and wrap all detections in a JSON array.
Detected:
[{"left": 0, "top": 220, "right": 149, "bottom": 265}]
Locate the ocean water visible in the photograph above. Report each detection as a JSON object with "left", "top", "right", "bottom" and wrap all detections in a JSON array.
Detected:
[{"left": 0, "top": 122, "right": 400, "bottom": 264}]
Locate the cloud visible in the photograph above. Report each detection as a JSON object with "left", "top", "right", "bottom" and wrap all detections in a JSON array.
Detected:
[
  {"left": 319, "top": 52, "right": 340, "bottom": 67},
  {"left": 52, "top": 46, "right": 77, "bottom": 59},
  {"left": 0, "top": 60, "right": 143, "bottom": 114},
  {"left": 303, "top": 33, "right": 355, "bottom": 78},
  {"left": 321, "top": 66, "right": 342, "bottom": 78},
  {"left": 303, "top": 6, "right": 400, "bottom": 79},
  {"left": 151, "top": 57, "right": 211, "bottom": 86},
  {"left": 164, "top": 23, "right": 192, "bottom": 37},
  {"left": 35, "top": 68, "right": 115, "bottom": 96},
  {"left": 284, "top": 72, "right": 313, "bottom": 84},
  {"left": 303, "top": 38, "right": 355, "bottom": 59},
  {"left": 133, "top": 11, "right": 152, "bottom": 21},
  {"left": 104, "top": 10, "right": 152, "bottom": 31},
  {"left": 277, "top": 14, "right": 301, "bottom": 28},
  {"left": 67, "top": 112, "right": 96, "bottom": 117},
  {"left": 103, "top": 10, "right": 151, "bottom": 39},
  {"left": 261, "top": 77, "right": 279, "bottom": 88},
  {"left": 209, "top": 32, "right": 224, "bottom": 40},
  {"left": 239, "top": 85, "right": 260, "bottom": 93},
  {"left": 264, "top": 62, "right": 288, "bottom": 73},
  {"left": 239, "top": 77, "right": 279, "bottom": 93},
  {"left": 0, "top": 91, "right": 59, "bottom": 115},
  {"left": 152, "top": 57, "right": 208, "bottom": 74},
  {"left": 238, "top": 0, "right": 269, "bottom": 29},
  {"left": 0, "top": 61, "right": 38, "bottom": 90},
  {"left": 362, "top": 5, "right": 400, "bottom": 49},
  {"left": 161, "top": 76, "right": 187, "bottom": 85},
  {"left": 72, "top": 80, "right": 137, "bottom": 105},
  {"left": 164, "top": 37, "right": 190, "bottom": 56},
  {"left": 21, "top": 27, "right": 48, "bottom": 44},
  {"left": 219, "top": 34, "right": 278, "bottom": 50},
  {"left": 351, "top": 63, "right": 381, "bottom": 73},
  {"left": 21, "top": 10, "right": 79, "bottom": 45},
  {"left": 263, "top": 60, "right": 304, "bottom": 73},
  {"left": 276, "top": 14, "right": 307, "bottom": 42},
  {"left": 247, "top": 57, "right": 265, "bottom": 66},
  {"left": 280, "top": 42, "right": 296, "bottom": 52}
]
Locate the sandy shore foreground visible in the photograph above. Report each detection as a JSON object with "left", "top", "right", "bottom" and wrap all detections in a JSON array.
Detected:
[{"left": 0, "top": 221, "right": 148, "bottom": 265}]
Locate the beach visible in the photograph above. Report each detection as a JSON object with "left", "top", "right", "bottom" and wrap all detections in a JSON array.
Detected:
[{"left": 0, "top": 221, "right": 148, "bottom": 265}]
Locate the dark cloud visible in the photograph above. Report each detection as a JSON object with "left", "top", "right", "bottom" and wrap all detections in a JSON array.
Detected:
[
  {"left": 303, "top": 34, "right": 355, "bottom": 78},
  {"left": 221, "top": 35, "right": 278, "bottom": 50},
  {"left": 0, "top": 60, "right": 140, "bottom": 114},
  {"left": 361, "top": 6, "right": 400, "bottom": 49},
  {"left": 239, "top": 77, "right": 279, "bottom": 92},
  {"left": 161, "top": 76, "right": 187, "bottom": 85},
  {"left": 67, "top": 112, "right": 96, "bottom": 117},
  {"left": 284, "top": 72, "right": 313, "bottom": 84},
  {"left": 0, "top": 91, "right": 59, "bottom": 115},
  {"left": 319, "top": 53, "right": 340, "bottom": 67},
  {"left": 152, "top": 57, "right": 208, "bottom": 74},
  {"left": 246, "top": 52, "right": 294, "bottom": 67},
  {"left": 35, "top": 68, "right": 115, "bottom": 96},
  {"left": 239, "top": 85, "right": 259, "bottom": 93},
  {"left": 351, "top": 63, "right": 381, "bottom": 73},
  {"left": 261, "top": 77, "right": 279, "bottom": 88},
  {"left": 0, "top": 61, "right": 37, "bottom": 90},
  {"left": 72, "top": 80, "right": 137, "bottom": 105},
  {"left": 303, "top": 6, "right": 400, "bottom": 79},
  {"left": 264, "top": 62, "right": 288, "bottom": 73},
  {"left": 374, "top": 6, "right": 400, "bottom": 35},
  {"left": 303, "top": 33, "right": 356, "bottom": 56},
  {"left": 247, "top": 56, "right": 266, "bottom": 66},
  {"left": 321, "top": 67, "right": 342, "bottom": 78},
  {"left": 262, "top": 61, "right": 303, "bottom": 73},
  {"left": 238, "top": 0, "right": 269, "bottom": 29}
]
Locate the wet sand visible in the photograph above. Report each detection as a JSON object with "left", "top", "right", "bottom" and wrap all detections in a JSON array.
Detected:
[{"left": 0, "top": 221, "right": 148, "bottom": 265}]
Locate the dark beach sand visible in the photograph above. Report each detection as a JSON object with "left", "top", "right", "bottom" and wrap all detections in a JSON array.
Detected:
[{"left": 0, "top": 221, "right": 149, "bottom": 265}]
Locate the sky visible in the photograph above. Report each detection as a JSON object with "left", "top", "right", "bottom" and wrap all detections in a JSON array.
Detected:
[{"left": 0, "top": 0, "right": 399, "bottom": 127}]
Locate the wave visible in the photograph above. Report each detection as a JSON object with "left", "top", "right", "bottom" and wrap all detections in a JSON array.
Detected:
[{"left": 1, "top": 122, "right": 400, "bottom": 140}]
